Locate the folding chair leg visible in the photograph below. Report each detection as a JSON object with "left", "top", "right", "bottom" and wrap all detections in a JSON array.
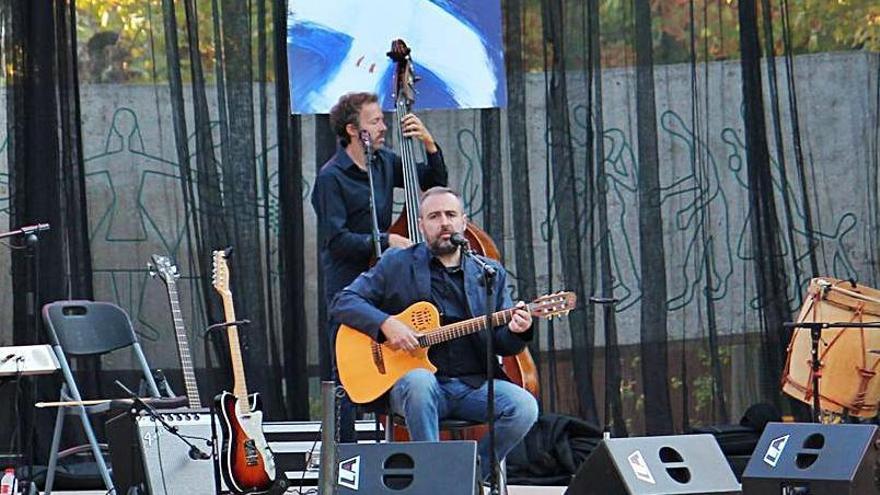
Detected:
[
  {"left": 74, "top": 405, "right": 115, "bottom": 492},
  {"left": 44, "top": 404, "right": 66, "bottom": 495}
]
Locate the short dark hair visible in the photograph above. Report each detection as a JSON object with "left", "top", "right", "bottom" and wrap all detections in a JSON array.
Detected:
[
  {"left": 329, "top": 92, "right": 379, "bottom": 147},
  {"left": 419, "top": 186, "right": 464, "bottom": 216}
]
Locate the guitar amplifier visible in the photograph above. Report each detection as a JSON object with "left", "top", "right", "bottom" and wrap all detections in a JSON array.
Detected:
[
  {"left": 108, "top": 416, "right": 385, "bottom": 492},
  {"left": 264, "top": 420, "right": 384, "bottom": 487},
  {"left": 106, "top": 409, "right": 226, "bottom": 495}
]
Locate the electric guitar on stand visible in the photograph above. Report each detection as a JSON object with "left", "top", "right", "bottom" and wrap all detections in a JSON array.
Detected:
[
  {"left": 149, "top": 254, "right": 203, "bottom": 409},
  {"left": 211, "top": 248, "right": 276, "bottom": 493}
]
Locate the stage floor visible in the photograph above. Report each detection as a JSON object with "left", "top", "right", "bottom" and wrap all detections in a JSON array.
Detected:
[{"left": 54, "top": 487, "right": 567, "bottom": 495}]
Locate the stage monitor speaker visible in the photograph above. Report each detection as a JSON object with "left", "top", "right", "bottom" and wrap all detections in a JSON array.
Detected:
[
  {"left": 335, "top": 441, "right": 479, "bottom": 495},
  {"left": 565, "top": 434, "right": 741, "bottom": 494},
  {"left": 741, "top": 422, "right": 880, "bottom": 494},
  {"left": 106, "top": 409, "right": 224, "bottom": 495}
]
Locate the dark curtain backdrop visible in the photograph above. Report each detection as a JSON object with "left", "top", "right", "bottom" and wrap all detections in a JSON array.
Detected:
[
  {"left": 503, "top": 0, "right": 843, "bottom": 434},
  {"left": 1, "top": 0, "right": 309, "bottom": 461},
  {"left": 1, "top": 0, "right": 877, "bottom": 464},
  {"left": 3, "top": 0, "right": 95, "bottom": 463}
]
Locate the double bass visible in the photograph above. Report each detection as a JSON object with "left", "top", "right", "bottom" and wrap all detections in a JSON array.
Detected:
[{"left": 385, "top": 40, "right": 539, "bottom": 439}]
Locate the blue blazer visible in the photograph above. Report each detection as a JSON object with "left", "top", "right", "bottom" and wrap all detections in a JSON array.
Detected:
[{"left": 331, "top": 243, "right": 534, "bottom": 378}]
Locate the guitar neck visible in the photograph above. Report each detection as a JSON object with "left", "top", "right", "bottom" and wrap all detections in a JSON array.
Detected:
[
  {"left": 417, "top": 306, "right": 521, "bottom": 348},
  {"left": 163, "top": 283, "right": 202, "bottom": 409},
  {"left": 220, "top": 293, "right": 249, "bottom": 406}
]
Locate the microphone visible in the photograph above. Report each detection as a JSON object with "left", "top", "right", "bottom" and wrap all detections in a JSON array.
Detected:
[
  {"left": 359, "top": 129, "right": 372, "bottom": 149},
  {"left": 189, "top": 445, "right": 211, "bottom": 460},
  {"left": 449, "top": 232, "right": 469, "bottom": 247}
]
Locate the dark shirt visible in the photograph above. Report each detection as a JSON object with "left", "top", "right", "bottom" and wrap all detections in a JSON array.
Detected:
[
  {"left": 311, "top": 145, "right": 447, "bottom": 309},
  {"left": 427, "top": 257, "right": 487, "bottom": 387}
]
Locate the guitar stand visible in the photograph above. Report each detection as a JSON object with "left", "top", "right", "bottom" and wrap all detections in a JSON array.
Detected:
[
  {"left": 205, "top": 320, "right": 251, "bottom": 334},
  {"left": 210, "top": 400, "right": 223, "bottom": 494},
  {"left": 265, "top": 478, "right": 290, "bottom": 495}
]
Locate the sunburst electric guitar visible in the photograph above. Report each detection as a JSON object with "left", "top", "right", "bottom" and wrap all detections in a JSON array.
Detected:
[
  {"left": 211, "top": 248, "right": 276, "bottom": 493},
  {"left": 336, "top": 292, "right": 577, "bottom": 404}
]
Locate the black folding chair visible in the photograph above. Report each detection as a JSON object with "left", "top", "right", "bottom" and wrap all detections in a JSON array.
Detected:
[{"left": 42, "top": 300, "right": 160, "bottom": 494}]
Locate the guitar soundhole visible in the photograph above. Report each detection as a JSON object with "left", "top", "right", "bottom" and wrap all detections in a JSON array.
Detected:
[{"left": 410, "top": 309, "right": 432, "bottom": 329}]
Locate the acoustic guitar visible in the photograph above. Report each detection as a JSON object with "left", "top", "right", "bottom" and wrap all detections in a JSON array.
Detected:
[
  {"left": 211, "top": 248, "right": 276, "bottom": 493},
  {"left": 336, "top": 291, "right": 576, "bottom": 404}
]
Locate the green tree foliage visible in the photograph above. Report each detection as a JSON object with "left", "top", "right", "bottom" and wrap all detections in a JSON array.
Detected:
[
  {"left": 76, "top": 0, "right": 270, "bottom": 84},
  {"left": 74, "top": 0, "right": 880, "bottom": 82},
  {"left": 519, "top": 0, "right": 880, "bottom": 71}
]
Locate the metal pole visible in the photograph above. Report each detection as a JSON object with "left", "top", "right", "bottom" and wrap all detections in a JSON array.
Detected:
[{"left": 319, "top": 380, "right": 336, "bottom": 495}]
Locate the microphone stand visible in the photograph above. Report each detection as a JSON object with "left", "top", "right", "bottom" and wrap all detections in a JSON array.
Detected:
[
  {"left": 114, "top": 381, "right": 212, "bottom": 461},
  {"left": 360, "top": 130, "right": 383, "bottom": 260},
  {"left": 782, "top": 320, "right": 880, "bottom": 422},
  {"left": 0, "top": 223, "right": 50, "bottom": 495},
  {"left": 457, "top": 240, "right": 500, "bottom": 494}
]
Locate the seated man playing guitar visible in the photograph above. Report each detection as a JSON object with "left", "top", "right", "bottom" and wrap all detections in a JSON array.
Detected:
[{"left": 331, "top": 186, "right": 539, "bottom": 481}]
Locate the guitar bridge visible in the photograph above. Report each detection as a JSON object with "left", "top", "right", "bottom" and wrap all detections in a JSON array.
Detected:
[
  {"left": 243, "top": 439, "right": 260, "bottom": 466},
  {"left": 371, "top": 342, "right": 386, "bottom": 375}
]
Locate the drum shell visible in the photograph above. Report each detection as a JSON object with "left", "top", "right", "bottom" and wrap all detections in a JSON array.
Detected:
[{"left": 782, "top": 278, "right": 880, "bottom": 417}]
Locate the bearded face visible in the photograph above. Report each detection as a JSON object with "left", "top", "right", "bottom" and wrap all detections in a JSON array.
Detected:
[{"left": 418, "top": 192, "right": 467, "bottom": 256}]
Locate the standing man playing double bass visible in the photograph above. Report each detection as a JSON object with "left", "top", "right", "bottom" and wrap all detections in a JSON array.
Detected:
[{"left": 311, "top": 91, "right": 448, "bottom": 441}]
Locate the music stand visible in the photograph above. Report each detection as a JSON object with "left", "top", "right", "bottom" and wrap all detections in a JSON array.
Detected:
[
  {"left": 0, "top": 345, "right": 58, "bottom": 486},
  {"left": 0, "top": 345, "right": 60, "bottom": 377}
]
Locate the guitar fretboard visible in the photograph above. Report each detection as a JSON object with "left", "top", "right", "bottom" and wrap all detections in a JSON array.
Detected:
[
  {"left": 165, "top": 284, "right": 202, "bottom": 409},
  {"left": 220, "top": 293, "right": 250, "bottom": 414},
  {"left": 417, "top": 307, "right": 520, "bottom": 347}
]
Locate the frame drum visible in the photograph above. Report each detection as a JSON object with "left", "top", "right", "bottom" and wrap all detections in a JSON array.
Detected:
[{"left": 782, "top": 277, "right": 880, "bottom": 418}]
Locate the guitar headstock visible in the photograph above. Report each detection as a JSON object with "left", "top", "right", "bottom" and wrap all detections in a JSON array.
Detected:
[
  {"left": 149, "top": 254, "right": 179, "bottom": 286},
  {"left": 529, "top": 292, "right": 577, "bottom": 320},
  {"left": 387, "top": 38, "right": 415, "bottom": 109},
  {"left": 211, "top": 248, "right": 233, "bottom": 298}
]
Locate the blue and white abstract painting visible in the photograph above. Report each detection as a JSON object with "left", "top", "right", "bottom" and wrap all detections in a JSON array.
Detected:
[{"left": 287, "top": 0, "right": 507, "bottom": 114}]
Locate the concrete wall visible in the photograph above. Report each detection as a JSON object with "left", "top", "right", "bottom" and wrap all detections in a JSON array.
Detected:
[{"left": 0, "top": 51, "right": 876, "bottom": 401}]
